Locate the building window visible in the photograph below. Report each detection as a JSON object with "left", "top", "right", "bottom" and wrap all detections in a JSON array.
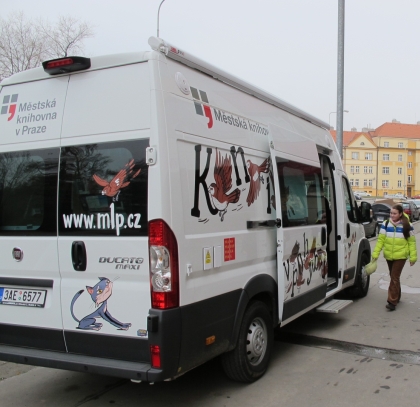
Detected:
[
  {"left": 352, "top": 152, "right": 359, "bottom": 160},
  {"left": 360, "top": 142, "right": 365, "bottom": 145},
  {"left": 350, "top": 179, "right": 354, "bottom": 186},
  {"left": 398, "top": 180, "right": 402, "bottom": 187},
  {"left": 398, "top": 142, "right": 404, "bottom": 148},
  {"left": 398, "top": 154, "right": 403, "bottom": 161},
  {"left": 368, "top": 179, "right": 373, "bottom": 187},
  {"left": 355, "top": 166, "right": 360, "bottom": 173},
  {"left": 382, "top": 167, "right": 390, "bottom": 174},
  {"left": 384, "top": 142, "right": 389, "bottom": 147},
  {"left": 383, "top": 154, "right": 389, "bottom": 161},
  {"left": 408, "top": 151, "right": 413, "bottom": 156},
  {"left": 365, "top": 153, "right": 372, "bottom": 160},
  {"left": 369, "top": 166, "right": 373, "bottom": 174},
  {"left": 350, "top": 165, "right": 354, "bottom": 173},
  {"left": 398, "top": 167, "right": 402, "bottom": 175},
  {"left": 408, "top": 162, "right": 412, "bottom": 168},
  {"left": 408, "top": 175, "right": 412, "bottom": 183},
  {"left": 363, "top": 179, "right": 368, "bottom": 187},
  {"left": 382, "top": 180, "right": 389, "bottom": 188},
  {"left": 363, "top": 166, "right": 368, "bottom": 174},
  {"left": 354, "top": 179, "right": 359, "bottom": 187}
]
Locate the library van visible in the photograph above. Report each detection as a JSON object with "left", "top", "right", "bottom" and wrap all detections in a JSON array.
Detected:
[{"left": 0, "top": 37, "right": 372, "bottom": 383}]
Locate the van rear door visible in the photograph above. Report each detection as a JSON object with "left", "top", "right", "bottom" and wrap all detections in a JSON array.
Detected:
[
  {"left": 0, "top": 77, "right": 67, "bottom": 351},
  {"left": 57, "top": 64, "right": 152, "bottom": 362}
]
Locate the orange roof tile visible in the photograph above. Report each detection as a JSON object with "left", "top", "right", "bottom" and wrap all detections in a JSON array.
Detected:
[
  {"left": 372, "top": 122, "right": 420, "bottom": 138},
  {"left": 329, "top": 130, "right": 374, "bottom": 147}
]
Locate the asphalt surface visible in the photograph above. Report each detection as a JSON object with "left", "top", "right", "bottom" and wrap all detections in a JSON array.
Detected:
[{"left": 280, "top": 220, "right": 420, "bottom": 354}]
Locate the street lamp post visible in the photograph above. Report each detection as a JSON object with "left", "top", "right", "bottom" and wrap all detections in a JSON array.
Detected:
[
  {"left": 329, "top": 110, "right": 349, "bottom": 127},
  {"left": 157, "top": 0, "right": 167, "bottom": 37}
]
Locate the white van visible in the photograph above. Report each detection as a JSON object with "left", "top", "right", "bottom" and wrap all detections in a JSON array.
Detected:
[{"left": 0, "top": 37, "right": 372, "bottom": 383}]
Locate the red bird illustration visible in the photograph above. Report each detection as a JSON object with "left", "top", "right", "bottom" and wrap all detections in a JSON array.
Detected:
[
  {"left": 93, "top": 159, "right": 141, "bottom": 201},
  {"left": 208, "top": 152, "right": 240, "bottom": 221},
  {"left": 246, "top": 157, "right": 270, "bottom": 206}
]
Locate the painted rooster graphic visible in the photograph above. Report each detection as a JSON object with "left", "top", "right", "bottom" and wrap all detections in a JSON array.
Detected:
[
  {"left": 246, "top": 157, "right": 270, "bottom": 206},
  {"left": 93, "top": 159, "right": 141, "bottom": 201},
  {"left": 208, "top": 152, "right": 240, "bottom": 221}
]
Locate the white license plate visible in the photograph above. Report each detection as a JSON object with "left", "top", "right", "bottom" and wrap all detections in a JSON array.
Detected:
[
  {"left": 0, "top": 287, "right": 47, "bottom": 308},
  {"left": 377, "top": 216, "right": 383, "bottom": 221}
]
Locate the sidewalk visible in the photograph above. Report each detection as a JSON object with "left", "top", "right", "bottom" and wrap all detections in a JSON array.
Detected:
[{"left": 282, "top": 222, "right": 420, "bottom": 352}]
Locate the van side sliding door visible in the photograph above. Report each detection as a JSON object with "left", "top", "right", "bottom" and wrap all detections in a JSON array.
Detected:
[
  {"left": 268, "top": 125, "right": 327, "bottom": 325},
  {"left": 339, "top": 177, "right": 361, "bottom": 287}
]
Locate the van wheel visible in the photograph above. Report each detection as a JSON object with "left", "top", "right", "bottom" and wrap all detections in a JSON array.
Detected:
[
  {"left": 348, "top": 253, "right": 370, "bottom": 298},
  {"left": 221, "top": 301, "right": 273, "bottom": 383}
]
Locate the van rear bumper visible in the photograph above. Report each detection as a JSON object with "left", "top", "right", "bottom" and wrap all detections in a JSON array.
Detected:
[{"left": 0, "top": 344, "right": 163, "bottom": 382}]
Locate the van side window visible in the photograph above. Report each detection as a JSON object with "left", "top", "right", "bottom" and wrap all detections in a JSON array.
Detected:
[
  {"left": 341, "top": 177, "right": 358, "bottom": 222},
  {"left": 276, "top": 158, "right": 325, "bottom": 227},
  {"left": 0, "top": 149, "right": 59, "bottom": 235},
  {"left": 58, "top": 140, "right": 149, "bottom": 236}
]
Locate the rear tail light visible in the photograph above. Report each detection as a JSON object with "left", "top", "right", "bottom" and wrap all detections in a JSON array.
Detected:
[
  {"left": 148, "top": 219, "right": 179, "bottom": 309},
  {"left": 42, "top": 56, "right": 91, "bottom": 75},
  {"left": 150, "top": 345, "right": 161, "bottom": 368}
]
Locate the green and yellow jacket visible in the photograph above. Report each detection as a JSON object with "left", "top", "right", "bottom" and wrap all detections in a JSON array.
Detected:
[{"left": 372, "top": 217, "right": 417, "bottom": 263}]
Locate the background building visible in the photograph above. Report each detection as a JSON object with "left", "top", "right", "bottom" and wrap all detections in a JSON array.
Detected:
[{"left": 331, "top": 121, "right": 420, "bottom": 198}]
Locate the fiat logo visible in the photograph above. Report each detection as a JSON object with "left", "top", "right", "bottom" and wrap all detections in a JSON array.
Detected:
[{"left": 12, "top": 247, "right": 23, "bottom": 262}]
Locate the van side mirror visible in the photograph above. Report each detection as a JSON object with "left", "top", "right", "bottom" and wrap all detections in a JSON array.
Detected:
[{"left": 359, "top": 201, "right": 372, "bottom": 223}]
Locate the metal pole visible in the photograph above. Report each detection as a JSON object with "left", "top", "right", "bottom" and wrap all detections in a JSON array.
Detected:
[
  {"left": 336, "top": 0, "right": 345, "bottom": 158},
  {"left": 157, "top": 0, "right": 167, "bottom": 38}
]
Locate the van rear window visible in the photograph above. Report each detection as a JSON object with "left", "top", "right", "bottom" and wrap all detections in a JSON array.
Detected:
[
  {"left": 0, "top": 149, "right": 59, "bottom": 235},
  {"left": 58, "top": 139, "right": 149, "bottom": 236}
]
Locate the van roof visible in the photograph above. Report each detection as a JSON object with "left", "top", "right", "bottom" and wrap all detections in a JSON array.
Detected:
[
  {"left": 148, "top": 37, "right": 329, "bottom": 131},
  {"left": 2, "top": 37, "right": 329, "bottom": 131},
  {"left": 0, "top": 51, "right": 151, "bottom": 86}
]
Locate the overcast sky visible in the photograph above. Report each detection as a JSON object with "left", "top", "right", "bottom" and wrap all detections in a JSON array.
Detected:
[{"left": 2, "top": 0, "right": 420, "bottom": 132}]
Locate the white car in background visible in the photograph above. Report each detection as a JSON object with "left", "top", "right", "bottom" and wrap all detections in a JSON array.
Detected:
[{"left": 355, "top": 191, "right": 371, "bottom": 197}]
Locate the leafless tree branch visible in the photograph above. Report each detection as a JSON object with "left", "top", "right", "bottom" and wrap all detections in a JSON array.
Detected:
[{"left": 0, "top": 12, "right": 94, "bottom": 81}]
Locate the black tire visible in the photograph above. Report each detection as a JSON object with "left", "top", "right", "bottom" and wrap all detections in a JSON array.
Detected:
[
  {"left": 221, "top": 301, "right": 273, "bottom": 383},
  {"left": 348, "top": 252, "right": 370, "bottom": 298}
]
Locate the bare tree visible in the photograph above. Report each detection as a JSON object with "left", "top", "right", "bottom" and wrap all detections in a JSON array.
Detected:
[
  {"left": 40, "top": 15, "right": 94, "bottom": 59},
  {"left": 0, "top": 11, "right": 45, "bottom": 81},
  {"left": 0, "top": 12, "right": 94, "bottom": 82}
]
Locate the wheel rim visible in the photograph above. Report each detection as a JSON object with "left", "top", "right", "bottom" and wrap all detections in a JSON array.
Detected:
[
  {"left": 246, "top": 317, "right": 267, "bottom": 366},
  {"left": 361, "top": 263, "right": 369, "bottom": 288}
]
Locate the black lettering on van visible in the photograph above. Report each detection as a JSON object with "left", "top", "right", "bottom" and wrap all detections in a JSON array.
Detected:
[
  {"left": 191, "top": 145, "right": 218, "bottom": 217},
  {"left": 229, "top": 146, "right": 250, "bottom": 186}
]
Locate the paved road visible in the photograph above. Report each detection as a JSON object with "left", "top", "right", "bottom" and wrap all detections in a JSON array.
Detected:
[{"left": 1, "top": 226, "right": 420, "bottom": 406}]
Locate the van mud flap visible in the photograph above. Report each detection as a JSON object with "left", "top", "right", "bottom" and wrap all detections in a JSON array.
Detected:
[{"left": 316, "top": 299, "right": 353, "bottom": 313}]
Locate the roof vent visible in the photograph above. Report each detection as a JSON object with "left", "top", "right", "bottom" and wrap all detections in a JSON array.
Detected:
[
  {"left": 351, "top": 127, "right": 357, "bottom": 131},
  {"left": 417, "top": 121, "right": 420, "bottom": 125},
  {"left": 392, "top": 119, "right": 400, "bottom": 123}
]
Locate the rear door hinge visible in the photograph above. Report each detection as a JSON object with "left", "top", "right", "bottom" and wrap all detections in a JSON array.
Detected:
[{"left": 146, "top": 146, "right": 157, "bottom": 165}]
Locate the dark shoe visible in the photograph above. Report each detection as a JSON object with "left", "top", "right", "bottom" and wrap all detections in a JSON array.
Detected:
[{"left": 386, "top": 303, "right": 396, "bottom": 311}]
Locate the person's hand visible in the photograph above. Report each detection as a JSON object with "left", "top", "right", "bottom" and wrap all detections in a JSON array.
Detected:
[{"left": 410, "top": 261, "right": 416, "bottom": 266}]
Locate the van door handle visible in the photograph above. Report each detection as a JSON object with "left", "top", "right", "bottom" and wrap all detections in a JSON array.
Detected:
[
  {"left": 321, "top": 227, "right": 327, "bottom": 246},
  {"left": 346, "top": 223, "right": 350, "bottom": 238},
  {"left": 71, "top": 241, "right": 87, "bottom": 271}
]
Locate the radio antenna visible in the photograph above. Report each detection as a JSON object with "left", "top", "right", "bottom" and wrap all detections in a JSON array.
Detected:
[{"left": 157, "top": 0, "right": 167, "bottom": 38}]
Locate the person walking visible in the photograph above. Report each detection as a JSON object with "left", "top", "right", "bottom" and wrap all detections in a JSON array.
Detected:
[{"left": 372, "top": 204, "right": 417, "bottom": 311}]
